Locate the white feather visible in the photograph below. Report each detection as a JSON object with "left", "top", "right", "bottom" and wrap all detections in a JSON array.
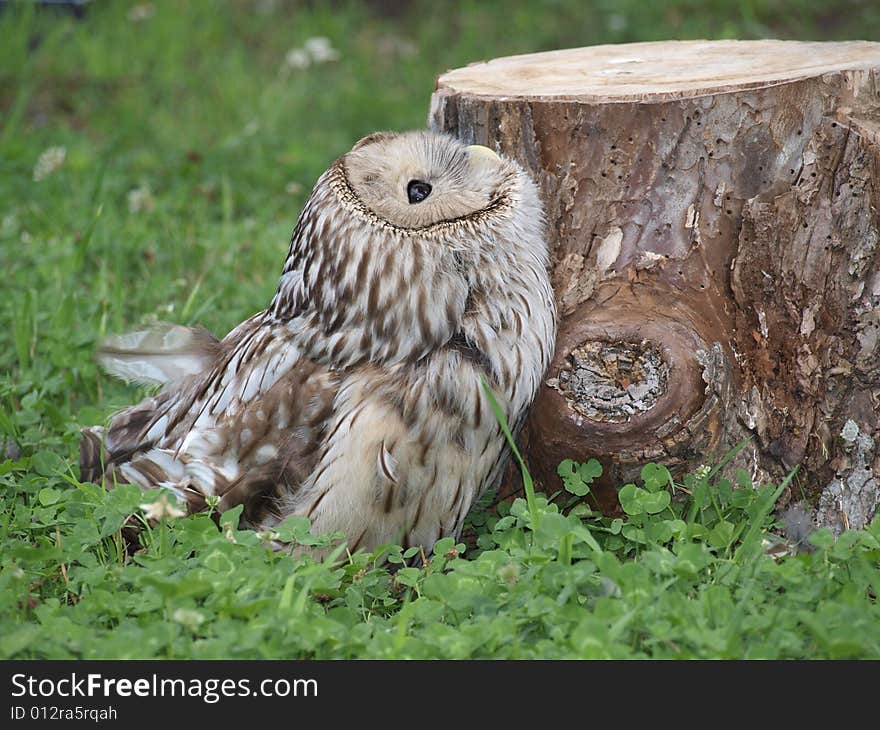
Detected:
[{"left": 97, "top": 324, "right": 218, "bottom": 385}]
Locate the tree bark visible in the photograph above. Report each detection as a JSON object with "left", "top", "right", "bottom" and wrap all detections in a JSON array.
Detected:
[{"left": 429, "top": 40, "right": 880, "bottom": 530}]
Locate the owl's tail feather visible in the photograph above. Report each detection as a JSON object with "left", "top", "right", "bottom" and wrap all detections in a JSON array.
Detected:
[
  {"left": 80, "top": 442, "right": 229, "bottom": 516},
  {"left": 78, "top": 435, "right": 230, "bottom": 550},
  {"left": 108, "top": 447, "right": 273, "bottom": 514},
  {"left": 80, "top": 418, "right": 284, "bottom": 529},
  {"left": 96, "top": 323, "right": 219, "bottom": 386},
  {"left": 79, "top": 425, "right": 107, "bottom": 485},
  {"left": 78, "top": 388, "right": 173, "bottom": 484}
]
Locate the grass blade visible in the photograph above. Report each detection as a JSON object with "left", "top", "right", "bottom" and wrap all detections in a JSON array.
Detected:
[{"left": 481, "top": 376, "right": 539, "bottom": 529}]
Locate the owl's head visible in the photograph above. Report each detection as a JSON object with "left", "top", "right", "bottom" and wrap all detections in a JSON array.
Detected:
[
  {"left": 337, "top": 130, "right": 524, "bottom": 232},
  {"left": 272, "top": 131, "right": 551, "bottom": 368}
]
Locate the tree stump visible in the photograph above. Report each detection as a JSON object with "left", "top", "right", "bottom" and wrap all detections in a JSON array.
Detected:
[{"left": 429, "top": 40, "right": 880, "bottom": 530}]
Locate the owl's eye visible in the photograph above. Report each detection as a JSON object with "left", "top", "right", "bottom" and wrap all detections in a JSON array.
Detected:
[{"left": 406, "top": 180, "right": 432, "bottom": 204}]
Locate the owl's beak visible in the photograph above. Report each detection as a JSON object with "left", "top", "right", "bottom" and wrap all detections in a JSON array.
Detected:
[{"left": 465, "top": 144, "right": 501, "bottom": 164}]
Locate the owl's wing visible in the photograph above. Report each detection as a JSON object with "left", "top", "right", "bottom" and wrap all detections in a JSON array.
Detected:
[{"left": 81, "top": 313, "right": 337, "bottom": 525}]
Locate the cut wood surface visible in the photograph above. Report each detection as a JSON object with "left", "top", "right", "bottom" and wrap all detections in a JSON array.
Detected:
[
  {"left": 433, "top": 40, "right": 880, "bottom": 100},
  {"left": 430, "top": 40, "right": 880, "bottom": 530}
]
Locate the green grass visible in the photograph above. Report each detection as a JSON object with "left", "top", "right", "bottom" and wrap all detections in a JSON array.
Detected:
[
  {"left": 1, "top": 0, "right": 879, "bottom": 659},
  {"left": 3, "top": 453, "right": 879, "bottom": 659}
]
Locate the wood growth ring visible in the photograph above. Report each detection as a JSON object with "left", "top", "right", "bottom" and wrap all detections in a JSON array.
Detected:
[{"left": 557, "top": 340, "right": 669, "bottom": 423}]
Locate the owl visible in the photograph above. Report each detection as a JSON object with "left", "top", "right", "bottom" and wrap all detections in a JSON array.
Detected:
[{"left": 80, "top": 131, "right": 556, "bottom": 555}]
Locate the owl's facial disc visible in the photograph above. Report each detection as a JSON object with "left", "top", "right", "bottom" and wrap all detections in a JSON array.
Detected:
[{"left": 341, "top": 132, "right": 511, "bottom": 229}]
